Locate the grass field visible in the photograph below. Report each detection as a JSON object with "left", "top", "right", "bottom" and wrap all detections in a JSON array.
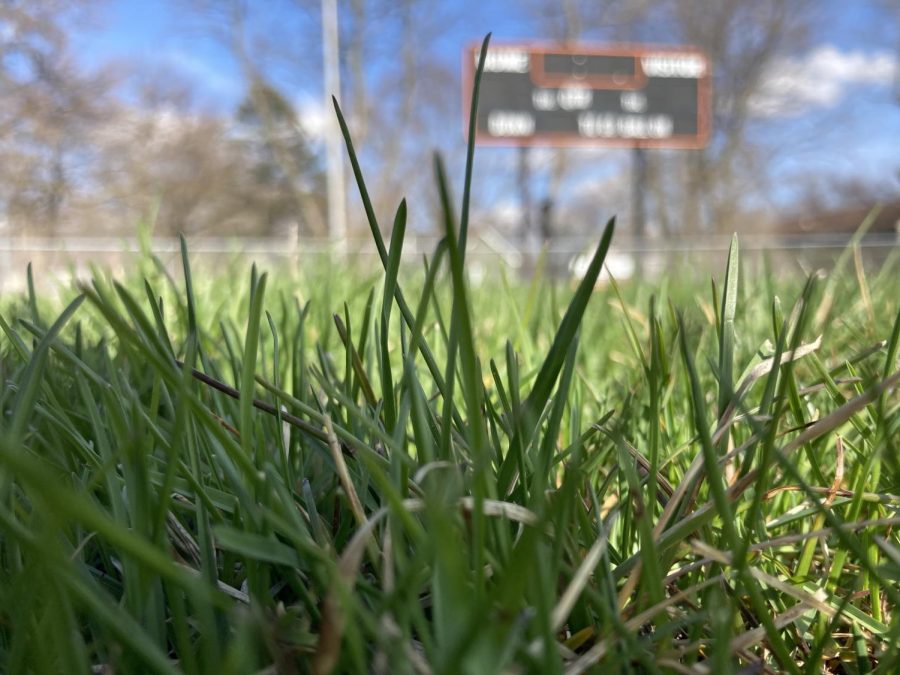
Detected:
[{"left": 1, "top": 38, "right": 900, "bottom": 674}]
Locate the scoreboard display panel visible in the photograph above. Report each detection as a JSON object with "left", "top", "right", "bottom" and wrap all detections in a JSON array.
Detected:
[{"left": 464, "top": 43, "right": 711, "bottom": 148}]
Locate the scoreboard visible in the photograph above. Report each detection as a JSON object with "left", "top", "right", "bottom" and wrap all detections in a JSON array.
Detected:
[{"left": 464, "top": 43, "right": 711, "bottom": 148}]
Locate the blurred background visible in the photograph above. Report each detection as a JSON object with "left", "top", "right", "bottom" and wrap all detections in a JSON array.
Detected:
[{"left": 1, "top": 0, "right": 898, "bottom": 287}]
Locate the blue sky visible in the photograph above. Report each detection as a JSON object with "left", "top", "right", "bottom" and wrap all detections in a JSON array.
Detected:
[
  {"left": 74, "top": 1, "right": 899, "bottom": 98},
  {"left": 71, "top": 0, "right": 899, "bottom": 216}
]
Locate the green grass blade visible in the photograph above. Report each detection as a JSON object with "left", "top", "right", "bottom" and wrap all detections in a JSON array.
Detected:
[
  {"left": 717, "top": 234, "right": 739, "bottom": 417},
  {"left": 458, "top": 32, "right": 491, "bottom": 260},
  {"left": 498, "top": 217, "right": 615, "bottom": 496},
  {"left": 9, "top": 295, "right": 84, "bottom": 440}
]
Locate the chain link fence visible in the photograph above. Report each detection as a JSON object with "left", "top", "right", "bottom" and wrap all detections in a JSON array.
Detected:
[{"left": 2, "top": 231, "right": 898, "bottom": 293}]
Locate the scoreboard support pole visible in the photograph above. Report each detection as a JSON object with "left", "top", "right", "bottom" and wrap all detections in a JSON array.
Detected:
[
  {"left": 517, "top": 146, "right": 533, "bottom": 247},
  {"left": 631, "top": 146, "right": 648, "bottom": 275}
]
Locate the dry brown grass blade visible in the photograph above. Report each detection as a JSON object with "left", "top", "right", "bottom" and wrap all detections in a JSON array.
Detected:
[
  {"left": 729, "top": 602, "right": 810, "bottom": 654},
  {"left": 828, "top": 435, "right": 845, "bottom": 505},
  {"left": 333, "top": 313, "right": 378, "bottom": 407},
  {"left": 749, "top": 568, "right": 834, "bottom": 617},
  {"left": 325, "top": 414, "right": 368, "bottom": 530},
  {"left": 312, "top": 505, "right": 390, "bottom": 675},
  {"left": 458, "top": 496, "right": 540, "bottom": 526},
  {"left": 779, "top": 370, "right": 900, "bottom": 459},
  {"left": 552, "top": 513, "right": 616, "bottom": 633},
  {"left": 853, "top": 245, "right": 876, "bottom": 328},
  {"left": 690, "top": 540, "right": 835, "bottom": 615},
  {"left": 654, "top": 337, "right": 825, "bottom": 540},
  {"left": 762, "top": 486, "right": 900, "bottom": 503},
  {"left": 720, "top": 370, "right": 900, "bottom": 529},
  {"left": 753, "top": 516, "right": 900, "bottom": 552},
  {"left": 652, "top": 452, "right": 898, "bottom": 585},
  {"left": 313, "top": 494, "right": 544, "bottom": 674},
  {"left": 566, "top": 575, "right": 726, "bottom": 674},
  {"left": 177, "top": 359, "right": 328, "bottom": 442}
]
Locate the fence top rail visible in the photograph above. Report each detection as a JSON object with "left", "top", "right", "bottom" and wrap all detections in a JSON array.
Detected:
[{"left": 0, "top": 232, "right": 897, "bottom": 256}]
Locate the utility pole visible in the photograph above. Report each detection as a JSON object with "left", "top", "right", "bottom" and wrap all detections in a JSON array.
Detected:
[{"left": 322, "top": 0, "right": 347, "bottom": 245}]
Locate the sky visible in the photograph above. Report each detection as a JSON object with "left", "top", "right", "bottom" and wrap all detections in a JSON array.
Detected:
[{"left": 69, "top": 0, "right": 900, "bottom": 218}]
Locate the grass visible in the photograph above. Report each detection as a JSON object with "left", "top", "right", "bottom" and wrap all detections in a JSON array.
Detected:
[{"left": 1, "top": 34, "right": 900, "bottom": 673}]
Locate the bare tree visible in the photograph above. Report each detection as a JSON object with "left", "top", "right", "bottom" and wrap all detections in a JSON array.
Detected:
[
  {"left": 235, "top": 80, "right": 326, "bottom": 235},
  {"left": 0, "top": 0, "right": 828, "bottom": 242},
  {"left": 661, "top": 0, "right": 814, "bottom": 233},
  {"left": 362, "top": 0, "right": 459, "bottom": 223},
  {"left": 176, "top": 0, "right": 328, "bottom": 235},
  {"left": 177, "top": 0, "right": 469, "bottom": 234},
  {"left": 0, "top": 0, "right": 114, "bottom": 234},
  {"left": 86, "top": 64, "right": 328, "bottom": 237},
  {"left": 516, "top": 0, "right": 815, "bottom": 237}
]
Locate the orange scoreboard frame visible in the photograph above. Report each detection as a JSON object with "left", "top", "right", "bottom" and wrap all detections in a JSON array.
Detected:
[{"left": 463, "top": 41, "right": 712, "bottom": 149}]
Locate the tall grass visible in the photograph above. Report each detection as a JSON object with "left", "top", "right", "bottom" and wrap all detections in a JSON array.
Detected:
[{"left": 1, "top": 34, "right": 899, "bottom": 673}]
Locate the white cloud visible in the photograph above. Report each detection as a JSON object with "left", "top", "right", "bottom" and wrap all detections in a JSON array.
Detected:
[
  {"left": 0, "top": 20, "right": 14, "bottom": 42},
  {"left": 750, "top": 45, "right": 897, "bottom": 118},
  {"left": 91, "top": 104, "right": 201, "bottom": 148},
  {"left": 294, "top": 95, "right": 329, "bottom": 141},
  {"left": 162, "top": 50, "right": 242, "bottom": 99}
]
